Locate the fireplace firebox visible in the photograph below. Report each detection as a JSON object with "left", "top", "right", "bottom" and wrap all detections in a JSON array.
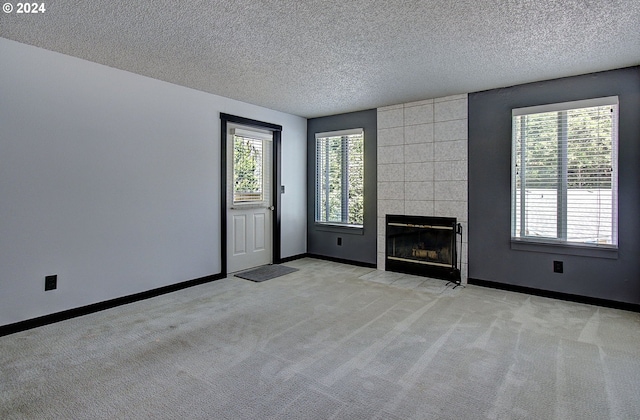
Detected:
[{"left": 385, "top": 215, "right": 461, "bottom": 282}]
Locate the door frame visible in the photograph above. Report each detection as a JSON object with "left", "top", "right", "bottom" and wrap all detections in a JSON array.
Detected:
[{"left": 220, "top": 113, "right": 282, "bottom": 276}]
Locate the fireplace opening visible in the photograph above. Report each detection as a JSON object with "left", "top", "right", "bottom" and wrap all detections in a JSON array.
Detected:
[{"left": 386, "top": 214, "right": 461, "bottom": 282}]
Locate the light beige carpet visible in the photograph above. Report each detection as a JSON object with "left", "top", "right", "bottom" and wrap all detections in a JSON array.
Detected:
[{"left": 1, "top": 258, "right": 639, "bottom": 419}]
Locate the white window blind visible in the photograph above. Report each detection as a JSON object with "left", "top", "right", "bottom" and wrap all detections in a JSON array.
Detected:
[
  {"left": 315, "top": 129, "right": 364, "bottom": 226},
  {"left": 511, "top": 97, "right": 618, "bottom": 247}
]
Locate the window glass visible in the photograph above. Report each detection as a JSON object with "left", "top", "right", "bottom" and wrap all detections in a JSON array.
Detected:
[
  {"left": 233, "top": 136, "right": 264, "bottom": 203},
  {"left": 511, "top": 97, "right": 618, "bottom": 247},
  {"left": 315, "top": 129, "right": 364, "bottom": 226}
]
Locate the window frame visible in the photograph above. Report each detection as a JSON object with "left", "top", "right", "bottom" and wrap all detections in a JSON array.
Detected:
[
  {"left": 510, "top": 96, "right": 619, "bottom": 252},
  {"left": 314, "top": 128, "right": 365, "bottom": 229}
]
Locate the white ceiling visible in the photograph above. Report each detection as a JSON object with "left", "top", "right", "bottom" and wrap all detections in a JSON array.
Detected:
[{"left": 1, "top": 1, "right": 639, "bottom": 118}]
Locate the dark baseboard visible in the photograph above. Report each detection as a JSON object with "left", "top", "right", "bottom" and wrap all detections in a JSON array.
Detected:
[
  {"left": 0, "top": 273, "right": 225, "bottom": 338},
  {"left": 306, "top": 253, "right": 377, "bottom": 269},
  {"left": 468, "top": 278, "right": 640, "bottom": 313},
  {"left": 278, "top": 253, "right": 308, "bottom": 264}
]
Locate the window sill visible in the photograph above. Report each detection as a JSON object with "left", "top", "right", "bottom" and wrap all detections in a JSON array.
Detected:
[
  {"left": 510, "top": 238, "right": 618, "bottom": 259},
  {"left": 314, "top": 223, "right": 364, "bottom": 235}
]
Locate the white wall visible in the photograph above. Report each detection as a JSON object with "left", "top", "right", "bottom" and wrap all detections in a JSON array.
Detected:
[
  {"left": 0, "top": 38, "right": 307, "bottom": 326},
  {"left": 377, "top": 95, "right": 468, "bottom": 282}
]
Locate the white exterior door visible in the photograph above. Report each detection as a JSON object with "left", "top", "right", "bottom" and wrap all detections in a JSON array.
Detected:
[{"left": 227, "top": 125, "right": 273, "bottom": 273}]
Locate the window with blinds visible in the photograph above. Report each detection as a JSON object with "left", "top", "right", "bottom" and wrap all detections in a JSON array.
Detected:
[
  {"left": 511, "top": 97, "right": 618, "bottom": 247},
  {"left": 315, "top": 128, "right": 364, "bottom": 227}
]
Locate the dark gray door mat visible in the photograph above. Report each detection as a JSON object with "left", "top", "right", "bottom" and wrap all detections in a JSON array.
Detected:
[{"left": 234, "top": 264, "right": 299, "bottom": 282}]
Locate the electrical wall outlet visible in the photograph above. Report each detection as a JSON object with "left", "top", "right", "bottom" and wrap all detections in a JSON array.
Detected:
[
  {"left": 45, "top": 275, "right": 57, "bottom": 291},
  {"left": 553, "top": 261, "right": 563, "bottom": 273}
]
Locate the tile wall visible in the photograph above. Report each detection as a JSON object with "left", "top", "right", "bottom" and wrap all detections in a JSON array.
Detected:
[{"left": 377, "top": 94, "right": 468, "bottom": 282}]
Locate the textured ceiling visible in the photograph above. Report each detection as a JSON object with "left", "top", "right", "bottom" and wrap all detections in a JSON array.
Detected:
[{"left": 1, "top": 1, "right": 639, "bottom": 118}]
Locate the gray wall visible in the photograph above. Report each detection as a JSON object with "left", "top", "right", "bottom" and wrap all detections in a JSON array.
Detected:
[
  {"left": 468, "top": 67, "right": 640, "bottom": 305},
  {"left": 0, "top": 38, "right": 307, "bottom": 326},
  {"left": 307, "top": 110, "right": 377, "bottom": 265}
]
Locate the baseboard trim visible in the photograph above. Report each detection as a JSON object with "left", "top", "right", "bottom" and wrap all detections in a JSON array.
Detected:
[
  {"left": 278, "top": 253, "right": 308, "bottom": 264},
  {"left": 306, "top": 253, "right": 377, "bottom": 269},
  {"left": 468, "top": 278, "right": 640, "bottom": 313},
  {"left": 0, "top": 273, "right": 225, "bottom": 337}
]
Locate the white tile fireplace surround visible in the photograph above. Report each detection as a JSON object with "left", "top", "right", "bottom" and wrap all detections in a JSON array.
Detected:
[{"left": 377, "top": 94, "right": 468, "bottom": 283}]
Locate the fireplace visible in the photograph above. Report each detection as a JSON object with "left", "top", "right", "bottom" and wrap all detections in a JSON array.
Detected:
[{"left": 385, "top": 215, "right": 461, "bottom": 282}]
